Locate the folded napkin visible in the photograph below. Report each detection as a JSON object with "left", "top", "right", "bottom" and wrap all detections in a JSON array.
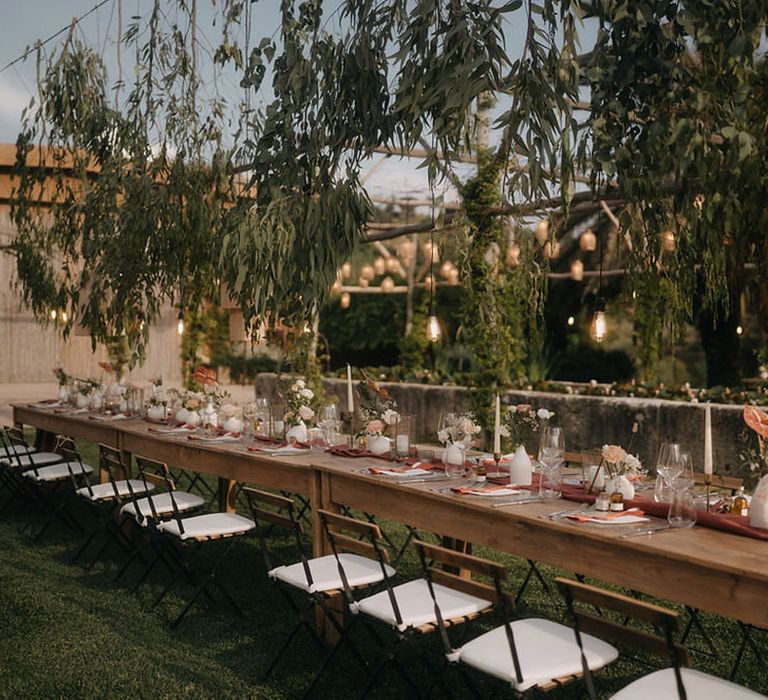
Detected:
[
  {"left": 326, "top": 446, "right": 393, "bottom": 461},
  {"left": 148, "top": 425, "right": 196, "bottom": 434},
  {"left": 54, "top": 407, "right": 90, "bottom": 415},
  {"left": 451, "top": 484, "right": 524, "bottom": 497},
  {"left": 368, "top": 465, "right": 433, "bottom": 477},
  {"left": 248, "top": 444, "right": 309, "bottom": 455},
  {"left": 90, "top": 413, "right": 129, "bottom": 422},
  {"left": 567, "top": 508, "right": 649, "bottom": 525},
  {"left": 29, "top": 400, "right": 66, "bottom": 409},
  {"left": 187, "top": 433, "right": 240, "bottom": 443}
]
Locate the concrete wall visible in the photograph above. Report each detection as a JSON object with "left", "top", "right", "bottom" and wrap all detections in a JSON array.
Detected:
[
  {"left": 0, "top": 206, "right": 183, "bottom": 384},
  {"left": 254, "top": 373, "right": 748, "bottom": 476}
]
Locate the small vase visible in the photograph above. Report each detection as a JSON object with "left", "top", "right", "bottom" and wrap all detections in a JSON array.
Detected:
[
  {"left": 146, "top": 405, "right": 166, "bottom": 421},
  {"left": 367, "top": 434, "right": 391, "bottom": 455},
  {"left": 76, "top": 394, "right": 90, "bottom": 409},
  {"left": 57, "top": 385, "right": 69, "bottom": 402},
  {"left": 508, "top": 444, "right": 533, "bottom": 486},
  {"left": 286, "top": 421, "right": 308, "bottom": 444},
  {"left": 175, "top": 408, "right": 190, "bottom": 425},
  {"left": 90, "top": 393, "right": 104, "bottom": 411},
  {"left": 223, "top": 417, "right": 244, "bottom": 434},
  {"left": 442, "top": 443, "right": 466, "bottom": 477},
  {"left": 750, "top": 474, "right": 768, "bottom": 529},
  {"left": 606, "top": 475, "right": 635, "bottom": 501}
]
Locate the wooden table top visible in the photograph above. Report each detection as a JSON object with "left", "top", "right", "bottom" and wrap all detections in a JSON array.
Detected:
[{"left": 13, "top": 403, "right": 768, "bottom": 629}]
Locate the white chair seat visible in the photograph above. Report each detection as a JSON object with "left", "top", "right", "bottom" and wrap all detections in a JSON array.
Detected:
[
  {"left": 612, "top": 667, "right": 767, "bottom": 699},
  {"left": 76, "top": 480, "right": 155, "bottom": 502},
  {"left": 457, "top": 618, "right": 618, "bottom": 692},
  {"left": 120, "top": 491, "right": 206, "bottom": 522},
  {"left": 0, "top": 445, "right": 36, "bottom": 458},
  {"left": 157, "top": 512, "right": 255, "bottom": 541},
  {"left": 270, "top": 553, "right": 395, "bottom": 594},
  {"left": 1, "top": 452, "right": 63, "bottom": 469},
  {"left": 23, "top": 461, "right": 94, "bottom": 482},
  {"left": 355, "top": 578, "right": 491, "bottom": 632}
]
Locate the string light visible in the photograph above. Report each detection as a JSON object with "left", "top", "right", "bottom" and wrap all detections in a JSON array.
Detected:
[
  {"left": 340, "top": 292, "right": 351, "bottom": 309},
  {"left": 570, "top": 260, "right": 584, "bottom": 281},
  {"left": 373, "top": 257, "right": 386, "bottom": 275},
  {"left": 380, "top": 276, "right": 395, "bottom": 293},
  {"left": 567, "top": 316, "right": 575, "bottom": 327},
  {"left": 177, "top": 311, "right": 185, "bottom": 335},
  {"left": 580, "top": 229, "right": 597, "bottom": 251},
  {"left": 50, "top": 310, "right": 57, "bottom": 320},
  {"left": 591, "top": 172, "right": 607, "bottom": 343},
  {"left": 340, "top": 261, "right": 352, "bottom": 279},
  {"left": 736, "top": 325, "right": 744, "bottom": 336},
  {"left": 426, "top": 182, "right": 441, "bottom": 343}
]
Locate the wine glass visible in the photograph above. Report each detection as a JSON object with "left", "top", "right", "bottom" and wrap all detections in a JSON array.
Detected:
[
  {"left": 437, "top": 411, "right": 456, "bottom": 437},
  {"left": 657, "top": 443, "right": 684, "bottom": 487},
  {"left": 320, "top": 403, "right": 340, "bottom": 427},
  {"left": 673, "top": 451, "right": 695, "bottom": 491},
  {"left": 537, "top": 426, "right": 565, "bottom": 500}
]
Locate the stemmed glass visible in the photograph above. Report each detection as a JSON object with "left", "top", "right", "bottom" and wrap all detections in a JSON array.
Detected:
[
  {"left": 537, "top": 426, "right": 565, "bottom": 500},
  {"left": 320, "top": 403, "right": 342, "bottom": 446},
  {"left": 668, "top": 451, "right": 697, "bottom": 529}
]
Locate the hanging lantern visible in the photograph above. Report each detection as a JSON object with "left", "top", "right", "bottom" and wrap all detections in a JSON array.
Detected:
[
  {"left": 580, "top": 229, "right": 597, "bottom": 252},
  {"left": 331, "top": 279, "right": 343, "bottom": 295},
  {"left": 535, "top": 219, "right": 549, "bottom": 243},
  {"left": 543, "top": 240, "right": 560, "bottom": 259},
  {"left": 423, "top": 241, "right": 439, "bottom": 263},
  {"left": 358, "top": 276, "right": 370, "bottom": 288},
  {"left": 506, "top": 243, "right": 520, "bottom": 267},
  {"left": 424, "top": 273, "right": 436, "bottom": 292},
  {"left": 591, "top": 297, "right": 607, "bottom": 343},
  {"left": 398, "top": 240, "right": 416, "bottom": 265},
  {"left": 447, "top": 268, "right": 459, "bottom": 285},
  {"left": 341, "top": 261, "right": 352, "bottom": 279},
  {"left": 662, "top": 230, "right": 676, "bottom": 252},
  {"left": 373, "top": 256, "right": 386, "bottom": 275},
  {"left": 570, "top": 260, "right": 584, "bottom": 281},
  {"left": 439, "top": 261, "right": 454, "bottom": 280},
  {"left": 380, "top": 276, "right": 395, "bottom": 293},
  {"left": 340, "top": 292, "right": 351, "bottom": 309},
  {"left": 385, "top": 256, "right": 399, "bottom": 274},
  {"left": 360, "top": 264, "right": 375, "bottom": 281},
  {"left": 426, "top": 314, "right": 441, "bottom": 343}
]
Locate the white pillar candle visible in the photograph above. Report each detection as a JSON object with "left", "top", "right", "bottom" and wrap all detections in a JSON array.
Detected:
[
  {"left": 396, "top": 434, "right": 409, "bottom": 454},
  {"left": 346, "top": 364, "right": 354, "bottom": 413},
  {"left": 493, "top": 394, "right": 501, "bottom": 454},
  {"left": 704, "top": 403, "right": 713, "bottom": 475}
]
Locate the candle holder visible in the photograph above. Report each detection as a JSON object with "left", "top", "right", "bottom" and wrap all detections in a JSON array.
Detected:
[
  {"left": 488, "top": 452, "right": 503, "bottom": 478},
  {"left": 342, "top": 410, "right": 356, "bottom": 448},
  {"left": 704, "top": 473, "right": 712, "bottom": 512}
]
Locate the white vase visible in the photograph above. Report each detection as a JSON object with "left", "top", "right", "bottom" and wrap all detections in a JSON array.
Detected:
[
  {"left": 442, "top": 443, "right": 465, "bottom": 466},
  {"left": 147, "top": 405, "right": 166, "bottom": 421},
  {"left": 508, "top": 444, "right": 533, "bottom": 486},
  {"left": 367, "top": 434, "right": 391, "bottom": 455},
  {"left": 90, "top": 393, "right": 104, "bottom": 411},
  {"left": 76, "top": 394, "right": 90, "bottom": 409},
  {"left": 186, "top": 411, "right": 201, "bottom": 427},
  {"left": 286, "top": 421, "right": 308, "bottom": 444},
  {"left": 175, "top": 408, "right": 190, "bottom": 425},
  {"left": 750, "top": 474, "right": 768, "bottom": 529},
  {"left": 606, "top": 475, "right": 635, "bottom": 501},
  {"left": 57, "top": 385, "right": 69, "bottom": 402},
  {"left": 223, "top": 417, "right": 243, "bottom": 434}
]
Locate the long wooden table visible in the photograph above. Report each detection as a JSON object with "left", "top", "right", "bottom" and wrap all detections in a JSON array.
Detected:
[{"left": 12, "top": 404, "right": 768, "bottom": 631}]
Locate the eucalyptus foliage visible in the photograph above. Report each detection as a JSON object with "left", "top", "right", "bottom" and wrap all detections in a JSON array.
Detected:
[{"left": 4, "top": 0, "right": 767, "bottom": 381}]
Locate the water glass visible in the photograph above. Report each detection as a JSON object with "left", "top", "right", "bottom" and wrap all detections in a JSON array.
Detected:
[
  {"left": 668, "top": 487, "right": 697, "bottom": 528},
  {"left": 307, "top": 427, "right": 328, "bottom": 454},
  {"left": 393, "top": 414, "right": 412, "bottom": 461},
  {"left": 537, "top": 426, "right": 565, "bottom": 500}
]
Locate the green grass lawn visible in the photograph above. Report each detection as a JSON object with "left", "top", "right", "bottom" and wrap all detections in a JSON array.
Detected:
[{"left": 0, "top": 439, "right": 766, "bottom": 699}]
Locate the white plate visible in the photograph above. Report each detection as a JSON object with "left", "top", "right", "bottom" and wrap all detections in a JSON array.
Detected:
[
  {"left": 578, "top": 514, "right": 650, "bottom": 525},
  {"left": 458, "top": 487, "right": 525, "bottom": 498}
]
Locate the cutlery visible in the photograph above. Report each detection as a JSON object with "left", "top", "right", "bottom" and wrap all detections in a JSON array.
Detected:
[
  {"left": 618, "top": 525, "right": 673, "bottom": 539},
  {"left": 546, "top": 504, "right": 590, "bottom": 520},
  {"left": 490, "top": 497, "right": 544, "bottom": 508}
]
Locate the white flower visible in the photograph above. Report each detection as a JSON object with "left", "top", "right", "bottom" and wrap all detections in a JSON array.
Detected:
[
  {"left": 590, "top": 379, "right": 598, "bottom": 387},
  {"left": 437, "top": 429, "right": 449, "bottom": 444},
  {"left": 537, "top": 408, "right": 554, "bottom": 420},
  {"left": 624, "top": 453, "right": 641, "bottom": 471},
  {"left": 296, "top": 379, "right": 306, "bottom": 388},
  {"left": 499, "top": 425, "right": 510, "bottom": 438},
  {"left": 298, "top": 405, "right": 314, "bottom": 421},
  {"left": 507, "top": 405, "right": 518, "bottom": 414},
  {"left": 300, "top": 388, "right": 314, "bottom": 400},
  {"left": 382, "top": 409, "right": 399, "bottom": 425},
  {"left": 290, "top": 383, "right": 300, "bottom": 393},
  {"left": 220, "top": 403, "right": 237, "bottom": 418}
]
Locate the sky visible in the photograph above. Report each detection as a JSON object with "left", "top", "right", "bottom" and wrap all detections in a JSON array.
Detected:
[{"left": 0, "top": 1, "right": 582, "bottom": 204}]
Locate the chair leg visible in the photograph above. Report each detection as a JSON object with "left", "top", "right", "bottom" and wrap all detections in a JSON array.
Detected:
[
  {"left": 515, "top": 559, "right": 551, "bottom": 606},
  {"left": 680, "top": 606, "right": 719, "bottom": 658}
]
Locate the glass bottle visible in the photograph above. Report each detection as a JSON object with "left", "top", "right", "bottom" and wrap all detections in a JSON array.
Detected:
[
  {"left": 595, "top": 489, "right": 610, "bottom": 512},
  {"left": 474, "top": 461, "right": 487, "bottom": 485},
  {"left": 609, "top": 488, "right": 624, "bottom": 512},
  {"left": 731, "top": 487, "right": 749, "bottom": 517}
]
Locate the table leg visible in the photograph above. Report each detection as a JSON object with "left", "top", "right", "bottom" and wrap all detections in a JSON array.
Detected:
[{"left": 218, "top": 478, "right": 238, "bottom": 512}]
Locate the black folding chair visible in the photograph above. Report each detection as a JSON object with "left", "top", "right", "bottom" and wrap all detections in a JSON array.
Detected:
[
  {"left": 149, "top": 474, "right": 255, "bottom": 628},
  {"left": 241, "top": 490, "right": 390, "bottom": 691},
  {"left": 557, "top": 577, "right": 761, "bottom": 699}
]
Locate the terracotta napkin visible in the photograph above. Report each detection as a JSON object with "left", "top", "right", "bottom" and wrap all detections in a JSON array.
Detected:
[
  {"left": 567, "top": 507, "right": 647, "bottom": 523},
  {"left": 451, "top": 484, "right": 523, "bottom": 496}
]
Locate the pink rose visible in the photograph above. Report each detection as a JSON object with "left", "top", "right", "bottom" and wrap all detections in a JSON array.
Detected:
[
  {"left": 366, "top": 419, "right": 384, "bottom": 435},
  {"left": 298, "top": 405, "right": 315, "bottom": 421}
]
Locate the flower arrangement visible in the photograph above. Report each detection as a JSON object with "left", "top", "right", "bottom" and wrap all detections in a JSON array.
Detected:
[
  {"left": 438, "top": 412, "right": 482, "bottom": 448},
  {"left": 357, "top": 374, "right": 399, "bottom": 435},
  {"left": 739, "top": 406, "right": 768, "bottom": 487},
  {"left": 601, "top": 444, "right": 646, "bottom": 479},
  {"left": 52, "top": 366, "right": 69, "bottom": 387},
  {"left": 281, "top": 378, "right": 315, "bottom": 428},
  {"left": 499, "top": 404, "right": 554, "bottom": 448}
]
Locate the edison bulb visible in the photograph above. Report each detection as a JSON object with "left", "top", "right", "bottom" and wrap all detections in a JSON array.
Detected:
[
  {"left": 373, "top": 256, "right": 386, "bottom": 275},
  {"left": 380, "top": 276, "right": 395, "bottom": 293},
  {"left": 426, "top": 314, "right": 441, "bottom": 343},
  {"left": 570, "top": 260, "right": 584, "bottom": 281},
  {"left": 340, "top": 261, "right": 352, "bottom": 279},
  {"left": 340, "top": 292, "right": 351, "bottom": 309},
  {"left": 177, "top": 317, "right": 185, "bottom": 335}
]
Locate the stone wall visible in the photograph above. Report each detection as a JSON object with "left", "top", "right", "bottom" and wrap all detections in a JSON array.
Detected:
[{"left": 254, "top": 374, "right": 748, "bottom": 476}]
